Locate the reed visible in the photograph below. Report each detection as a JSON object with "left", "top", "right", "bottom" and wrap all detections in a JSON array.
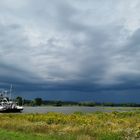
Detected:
[{"left": 0, "top": 111, "right": 140, "bottom": 139}]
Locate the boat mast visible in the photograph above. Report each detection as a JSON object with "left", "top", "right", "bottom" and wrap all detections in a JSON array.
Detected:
[{"left": 9, "top": 84, "right": 12, "bottom": 100}]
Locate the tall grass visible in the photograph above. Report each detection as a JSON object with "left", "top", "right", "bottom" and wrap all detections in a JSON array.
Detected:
[{"left": 0, "top": 111, "right": 140, "bottom": 139}]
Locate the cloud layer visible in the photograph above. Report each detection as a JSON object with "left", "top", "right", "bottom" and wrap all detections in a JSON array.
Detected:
[{"left": 0, "top": 0, "right": 140, "bottom": 102}]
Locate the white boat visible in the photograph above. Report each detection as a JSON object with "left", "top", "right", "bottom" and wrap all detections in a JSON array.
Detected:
[{"left": 0, "top": 85, "right": 24, "bottom": 113}]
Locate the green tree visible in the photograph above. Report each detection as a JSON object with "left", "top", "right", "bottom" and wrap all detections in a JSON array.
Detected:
[
  {"left": 16, "top": 96, "right": 23, "bottom": 106},
  {"left": 34, "top": 98, "right": 42, "bottom": 106},
  {"left": 55, "top": 101, "right": 62, "bottom": 106}
]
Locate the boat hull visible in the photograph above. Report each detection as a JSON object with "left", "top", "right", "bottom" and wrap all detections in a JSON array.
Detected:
[{"left": 0, "top": 108, "right": 23, "bottom": 113}]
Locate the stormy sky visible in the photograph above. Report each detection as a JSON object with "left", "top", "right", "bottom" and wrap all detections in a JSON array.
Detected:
[{"left": 0, "top": 0, "right": 140, "bottom": 103}]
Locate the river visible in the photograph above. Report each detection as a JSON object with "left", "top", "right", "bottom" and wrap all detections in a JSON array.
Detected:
[{"left": 22, "top": 106, "right": 140, "bottom": 113}]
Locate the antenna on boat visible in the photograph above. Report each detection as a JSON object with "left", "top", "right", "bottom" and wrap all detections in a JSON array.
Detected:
[{"left": 10, "top": 84, "right": 12, "bottom": 100}]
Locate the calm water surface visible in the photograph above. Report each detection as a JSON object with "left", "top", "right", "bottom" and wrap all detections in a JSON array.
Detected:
[{"left": 22, "top": 106, "right": 140, "bottom": 113}]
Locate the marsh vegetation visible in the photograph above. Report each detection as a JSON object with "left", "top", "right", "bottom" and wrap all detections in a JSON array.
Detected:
[{"left": 0, "top": 111, "right": 140, "bottom": 140}]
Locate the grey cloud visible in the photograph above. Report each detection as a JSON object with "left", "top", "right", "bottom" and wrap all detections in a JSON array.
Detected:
[{"left": 0, "top": 0, "right": 140, "bottom": 102}]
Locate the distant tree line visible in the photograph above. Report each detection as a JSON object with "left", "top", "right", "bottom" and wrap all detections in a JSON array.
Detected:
[{"left": 15, "top": 96, "right": 140, "bottom": 107}]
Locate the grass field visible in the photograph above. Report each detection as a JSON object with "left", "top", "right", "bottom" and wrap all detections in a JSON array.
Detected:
[{"left": 0, "top": 111, "right": 140, "bottom": 140}]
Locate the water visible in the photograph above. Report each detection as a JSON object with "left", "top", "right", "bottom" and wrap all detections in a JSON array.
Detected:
[{"left": 22, "top": 106, "right": 140, "bottom": 113}]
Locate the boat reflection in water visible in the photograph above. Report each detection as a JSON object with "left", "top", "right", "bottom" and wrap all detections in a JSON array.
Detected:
[{"left": 0, "top": 85, "right": 23, "bottom": 113}]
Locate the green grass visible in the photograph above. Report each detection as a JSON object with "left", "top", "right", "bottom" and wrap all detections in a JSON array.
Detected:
[
  {"left": 0, "top": 111, "right": 140, "bottom": 140},
  {"left": 0, "top": 129, "right": 123, "bottom": 140},
  {"left": 0, "top": 129, "right": 45, "bottom": 140},
  {"left": 0, "top": 129, "right": 77, "bottom": 140}
]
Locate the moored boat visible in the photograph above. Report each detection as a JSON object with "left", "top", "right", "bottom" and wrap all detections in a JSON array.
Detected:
[{"left": 0, "top": 86, "right": 24, "bottom": 113}]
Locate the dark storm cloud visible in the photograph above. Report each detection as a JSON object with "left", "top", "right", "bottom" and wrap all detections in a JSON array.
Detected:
[{"left": 0, "top": 0, "right": 140, "bottom": 102}]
